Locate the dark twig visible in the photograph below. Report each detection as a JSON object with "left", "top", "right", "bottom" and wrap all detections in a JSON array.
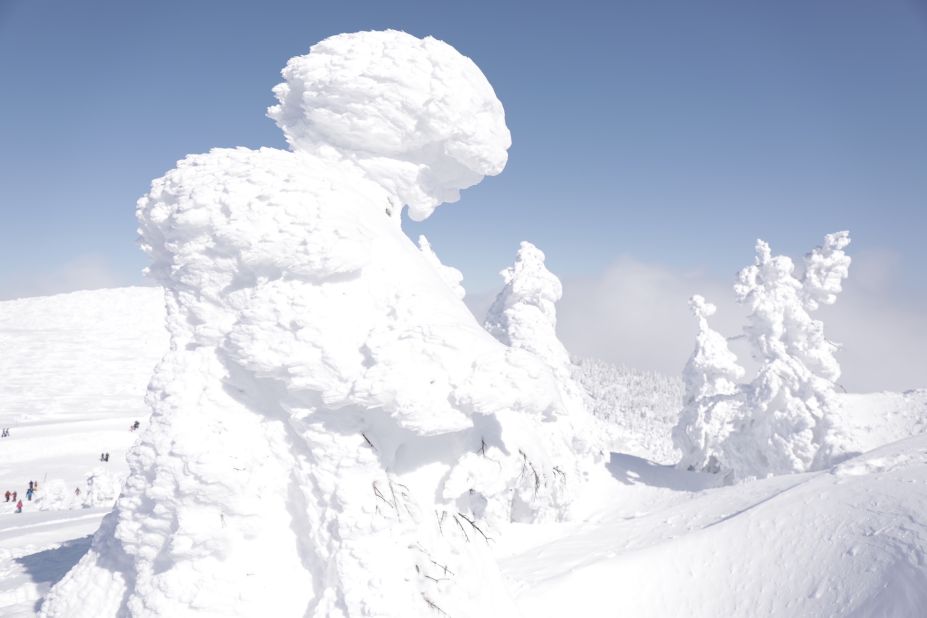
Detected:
[
  {"left": 422, "top": 595, "right": 449, "bottom": 616},
  {"left": 456, "top": 512, "right": 491, "bottom": 543}
]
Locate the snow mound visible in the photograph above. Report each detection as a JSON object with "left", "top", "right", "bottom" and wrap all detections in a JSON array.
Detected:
[{"left": 504, "top": 433, "right": 927, "bottom": 617}]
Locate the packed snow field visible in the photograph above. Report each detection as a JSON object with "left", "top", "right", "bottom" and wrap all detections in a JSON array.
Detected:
[
  {"left": 3, "top": 29, "right": 926, "bottom": 618},
  {"left": 1, "top": 287, "right": 925, "bottom": 616}
]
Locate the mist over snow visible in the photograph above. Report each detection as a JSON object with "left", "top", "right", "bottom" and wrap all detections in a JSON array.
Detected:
[
  {"left": 554, "top": 250, "right": 927, "bottom": 393},
  {"left": 0, "top": 26, "right": 925, "bottom": 618}
]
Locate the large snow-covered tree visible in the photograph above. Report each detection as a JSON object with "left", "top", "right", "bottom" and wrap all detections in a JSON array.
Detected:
[
  {"left": 479, "top": 241, "right": 602, "bottom": 512},
  {"left": 41, "top": 31, "right": 592, "bottom": 618},
  {"left": 677, "top": 232, "right": 853, "bottom": 479},
  {"left": 722, "top": 233, "right": 852, "bottom": 476},
  {"left": 484, "top": 241, "right": 571, "bottom": 374}
]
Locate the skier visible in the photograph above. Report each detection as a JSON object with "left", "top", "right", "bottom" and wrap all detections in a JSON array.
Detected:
[
  {"left": 12, "top": 491, "right": 17, "bottom": 501},
  {"left": 104, "top": 453, "right": 110, "bottom": 462},
  {"left": 4, "top": 490, "right": 9, "bottom": 502},
  {"left": 15, "top": 499, "right": 23, "bottom": 513},
  {"left": 26, "top": 487, "right": 33, "bottom": 501},
  {"left": 28, "top": 481, "right": 33, "bottom": 491}
]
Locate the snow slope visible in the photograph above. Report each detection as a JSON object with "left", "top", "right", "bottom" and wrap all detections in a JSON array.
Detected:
[
  {"left": 0, "top": 286, "right": 166, "bottom": 501},
  {"left": 501, "top": 434, "right": 927, "bottom": 617},
  {"left": 0, "top": 287, "right": 166, "bottom": 426},
  {"left": 0, "top": 287, "right": 167, "bottom": 617},
  {"left": 0, "top": 288, "right": 926, "bottom": 616}
]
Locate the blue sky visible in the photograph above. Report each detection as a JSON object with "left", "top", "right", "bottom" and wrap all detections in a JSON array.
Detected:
[{"left": 1, "top": 0, "right": 925, "bottom": 300}]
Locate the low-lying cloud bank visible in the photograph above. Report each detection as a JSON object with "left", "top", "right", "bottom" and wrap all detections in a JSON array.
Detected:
[{"left": 471, "top": 250, "right": 926, "bottom": 394}]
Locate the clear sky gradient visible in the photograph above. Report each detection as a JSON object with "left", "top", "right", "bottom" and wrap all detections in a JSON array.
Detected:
[{"left": 1, "top": 1, "right": 925, "bottom": 302}]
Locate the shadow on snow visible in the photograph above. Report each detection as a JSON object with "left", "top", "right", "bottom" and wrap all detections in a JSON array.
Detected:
[
  {"left": 607, "top": 452, "right": 722, "bottom": 492},
  {"left": 15, "top": 535, "right": 92, "bottom": 613}
]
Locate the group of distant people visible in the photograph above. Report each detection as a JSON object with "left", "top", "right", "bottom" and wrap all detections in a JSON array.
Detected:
[
  {"left": 5, "top": 480, "right": 39, "bottom": 513},
  {"left": 0, "top": 420, "right": 142, "bottom": 514}
]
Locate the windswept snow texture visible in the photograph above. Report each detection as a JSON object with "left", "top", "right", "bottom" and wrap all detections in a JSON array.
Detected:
[{"left": 41, "top": 31, "right": 596, "bottom": 618}]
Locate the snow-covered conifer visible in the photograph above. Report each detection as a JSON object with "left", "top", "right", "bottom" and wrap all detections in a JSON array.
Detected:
[
  {"left": 672, "top": 295, "right": 744, "bottom": 473},
  {"left": 484, "top": 241, "right": 571, "bottom": 373},
  {"left": 478, "top": 241, "right": 602, "bottom": 513},
  {"left": 721, "top": 233, "right": 852, "bottom": 477}
]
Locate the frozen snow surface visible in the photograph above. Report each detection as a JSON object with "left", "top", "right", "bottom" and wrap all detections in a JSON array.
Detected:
[{"left": 1, "top": 288, "right": 926, "bottom": 616}]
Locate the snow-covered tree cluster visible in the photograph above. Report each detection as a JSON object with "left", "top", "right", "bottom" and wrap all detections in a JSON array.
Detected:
[
  {"left": 41, "top": 30, "right": 598, "bottom": 618},
  {"left": 673, "top": 232, "right": 852, "bottom": 479},
  {"left": 574, "top": 357, "right": 684, "bottom": 463}
]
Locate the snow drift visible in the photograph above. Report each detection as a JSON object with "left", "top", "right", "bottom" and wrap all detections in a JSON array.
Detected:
[{"left": 41, "top": 30, "right": 596, "bottom": 618}]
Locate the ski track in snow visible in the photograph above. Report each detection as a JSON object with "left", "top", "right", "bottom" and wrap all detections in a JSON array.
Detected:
[{"left": 1, "top": 287, "right": 926, "bottom": 616}]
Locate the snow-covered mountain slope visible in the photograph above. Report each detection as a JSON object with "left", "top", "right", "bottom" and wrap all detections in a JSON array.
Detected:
[
  {"left": 0, "top": 287, "right": 166, "bottom": 498},
  {"left": 0, "top": 287, "right": 166, "bottom": 426},
  {"left": 834, "top": 390, "right": 927, "bottom": 454},
  {"left": 0, "top": 287, "right": 925, "bottom": 616},
  {"left": 500, "top": 434, "right": 927, "bottom": 618},
  {"left": 0, "top": 287, "right": 166, "bottom": 616}
]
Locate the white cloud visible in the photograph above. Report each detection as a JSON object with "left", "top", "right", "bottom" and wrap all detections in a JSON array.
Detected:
[{"left": 484, "top": 251, "right": 927, "bottom": 394}]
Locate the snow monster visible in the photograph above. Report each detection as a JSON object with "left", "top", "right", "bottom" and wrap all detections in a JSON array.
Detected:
[{"left": 42, "top": 30, "right": 598, "bottom": 618}]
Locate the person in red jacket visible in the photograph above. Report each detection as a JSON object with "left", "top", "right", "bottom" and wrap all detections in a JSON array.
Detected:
[{"left": 15, "top": 499, "right": 23, "bottom": 513}]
